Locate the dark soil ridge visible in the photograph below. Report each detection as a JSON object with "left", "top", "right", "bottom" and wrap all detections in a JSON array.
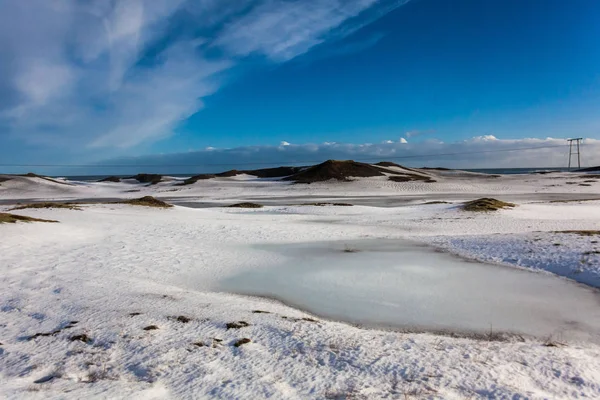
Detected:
[
  {"left": 21, "top": 173, "right": 73, "bottom": 186},
  {"left": 283, "top": 160, "right": 437, "bottom": 184},
  {"left": 127, "top": 174, "right": 163, "bottom": 185},
  {"left": 463, "top": 198, "right": 515, "bottom": 212},
  {"left": 0, "top": 213, "right": 59, "bottom": 224},
  {"left": 10, "top": 202, "right": 82, "bottom": 211},
  {"left": 98, "top": 176, "right": 121, "bottom": 183},
  {"left": 283, "top": 160, "right": 384, "bottom": 183},
  {"left": 117, "top": 196, "right": 172, "bottom": 208},
  {"left": 181, "top": 166, "right": 304, "bottom": 185},
  {"left": 226, "top": 202, "right": 263, "bottom": 209}
]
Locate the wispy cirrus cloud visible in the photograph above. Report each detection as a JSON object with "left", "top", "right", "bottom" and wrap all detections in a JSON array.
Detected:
[{"left": 0, "top": 0, "right": 407, "bottom": 154}]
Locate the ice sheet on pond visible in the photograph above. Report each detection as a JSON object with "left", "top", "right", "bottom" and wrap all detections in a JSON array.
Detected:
[{"left": 220, "top": 240, "right": 600, "bottom": 342}]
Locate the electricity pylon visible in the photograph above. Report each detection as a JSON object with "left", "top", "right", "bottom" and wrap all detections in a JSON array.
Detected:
[{"left": 567, "top": 138, "right": 582, "bottom": 170}]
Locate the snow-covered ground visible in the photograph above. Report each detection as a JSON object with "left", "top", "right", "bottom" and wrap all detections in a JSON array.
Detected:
[{"left": 1, "top": 171, "right": 600, "bottom": 398}]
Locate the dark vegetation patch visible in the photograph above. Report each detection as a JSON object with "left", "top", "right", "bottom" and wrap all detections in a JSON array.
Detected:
[
  {"left": 21, "top": 172, "right": 73, "bottom": 186},
  {"left": 179, "top": 174, "right": 216, "bottom": 185},
  {"left": 584, "top": 251, "right": 600, "bottom": 255},
  {"left": 388, "top": 175, "right": 436, "bottom": 183},
  {"left": 27, "top": 321, "right": 78, "bottom": 340},
  {"left": 421, "top": 167, "right": 451, "bottom": 171},
  {"left": 423, "top": 201, "right": 450, "bottom": 205},
  {"left": 34, "top": 375, "right": 57, "bottom": 384},
  {"left": 580, "top": 174, "right": 600, "bottom": 179},
  {"left": 169, "top": 316, "right": 191, "bottom": 323},
  {"left": 192, "top": 342, "right": 206, "bottom": 347},
  {"left": 216, "top": 169, "right": 241, "bottom": 177},
  {"left": 283, "top": 160, "right": 386, "bottom": 183},
  {"left": 98, "top": 176, "right": 121, "bottom": 183},
  {"left": 549, "top": 198, "right": 600, "bottom": 203},
  {"left": 252, "top": 310, "right": 271, "bottom": 314},
  {"left": 583, "top": 180, "right": 598, "bottom": 183},
  {"left": 117, "top": 196, "right": 172, "bottom": 208},
  {"left": 0, "top": 176, "right": 11, "bottom": 183},
  {"left": 301, "top": 202, "right": 353, "bottom": 207},
  {"left": 301, "top": 317, "right": 318, "bottom": 323},
  {"left": 245, "top": 166, "right": 303, "bottom": 178},
  {"left": 9, "top": 202, "right": 82, "bottom": 211},
  {"left": 226, "top": 202, "right": 263, "bottom": 208},
  {"left": 128, "top": 174, "right": 162, "bottom": 185},
  {"left": 143, "top": 325, "right": 159, "bottom": 331},
  {"left": 579, "top": 183, "right": 592, "bottom": 187},
  {"left": 0, "top": 213, "right": 58, "bottom": 224},
  {"left": 375, "top": 161, "right": 403, "bottom": 168},
  {"left": 70, "top": 334, "right": 91, "bottom": 343},
  {"left": 342, "top": 245, "right": 360, "bottom": 253},
  {"left": 226, "top": 321, "right": 250, "bottom": 330},
  {"left": 129, "top": 312, "right": 142, "bottom": 317},
  {"left": 233, "top": 338, "right": 251, "bottom": 347},
  {"left": 180, "top": 166, "right": 304, "bottom": 185},
  {"left": 554, "top": 230, "right": 600, "bottom": 237},
  {"left": 463, "top": 198, "right": 515, "bottom": 212}
]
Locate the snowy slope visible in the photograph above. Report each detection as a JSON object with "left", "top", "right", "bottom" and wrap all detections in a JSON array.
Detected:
[{"left": 1, "top": 176, "right": 600, "bottom": 398}]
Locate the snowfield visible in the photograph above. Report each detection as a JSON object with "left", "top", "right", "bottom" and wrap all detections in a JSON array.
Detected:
[{"left": 1, "top": 170, "right": 600, "bottom": 399}]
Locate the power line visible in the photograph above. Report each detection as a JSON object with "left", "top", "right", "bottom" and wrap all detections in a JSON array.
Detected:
[{"left": 0, "top": 144, "right": 569, "bottom": 169}]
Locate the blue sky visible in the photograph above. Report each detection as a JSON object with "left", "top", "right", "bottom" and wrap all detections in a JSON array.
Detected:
[{"left": 0, "top": 0, "right": 599, "bottom": 174}]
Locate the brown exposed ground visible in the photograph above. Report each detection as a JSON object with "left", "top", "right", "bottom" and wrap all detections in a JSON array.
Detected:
[
  {"left": 300, "top": 202, "right": 353, "bottom": 207},
  {"left": 98, "top": 176, "right": 121, "bottom": 183},
  {"left": 217, "top": 170, "right": 242, "bottom": 178},
  {"left": 283, "top": 160, "right": 387, "bottom": 183},
  {"left": 463, "top": 198, "right": 515, "bottom": 212},
  {"left": 117, "top": 196, "right": 172, "bottom": 208},
  {"left": 128, "top": 174, "right": 163, "bottom": 185},
  {"left": 226, "top": 202, "right": 263, "bottom": 208},
  {"left": 388, "top": 175, "right": 436, "bottom": 183},
  {"left": 375, "top": 161, "right": 403, "bottom": 168},
  {"left": 10, "top": 202, "right": 82, "bottom": 211},
  {"left": 246, "top": 166, "right": 303, "bottom": 178},
  {"left": 554, "top": 230, "right": 600, "bottom": 236},
  {"left": 179, "top": 174, "right": 217, "bottom": 185},
  {"left": 181, "top": 166, "right": 303, "bottom": 185},
  {"left": 21, "top": 173, "right": 73, "bottom": 186},
  {"left": 0, "top": 213, "right": 58, "bottom": 224}
]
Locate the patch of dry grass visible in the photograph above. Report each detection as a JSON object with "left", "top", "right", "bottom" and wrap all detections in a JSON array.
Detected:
[
  {"left": 549, "top": 198, "right": 600, "bottom": 203},
  {"left": 388, "top": 174, "right": 436, "bottom": 183},
  {"left": 463, "top": 198, "right": 515, "bottom": 212},
  {"left": 9, "top": 202, "right": 82, "bottom": 211},
  {"left": 226, "top": 202, "right": 263, "bottom": 208},
  {"left": 300, "top": 202, "right": 353, "bottom": 207},
  {"left": 233, "top": 338, "right": 251, "bottom": 347},
  {"left": 0, "top": 213, "right": 58, "bottom": 224},
  {"left": 554, "top": 230, "right": 600, "bottom": 237},
  {"left": 21, "top": 173, "right": 73, "bottom": 186},
  {"left": 117, "top": 196, "right": 173, "bottom": 208}
]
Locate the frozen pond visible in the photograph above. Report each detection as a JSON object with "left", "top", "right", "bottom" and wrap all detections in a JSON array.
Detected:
[{"left": 220, "top": 240, "right": 600, "bottom": 342}]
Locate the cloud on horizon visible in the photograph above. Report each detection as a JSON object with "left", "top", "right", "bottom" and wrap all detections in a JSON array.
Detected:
[
  {"left": 0, "top": 0, "right": 407, "bottom": 152},
  {"left": 82, "top": 136, "right": 600, "bottom": 175}
]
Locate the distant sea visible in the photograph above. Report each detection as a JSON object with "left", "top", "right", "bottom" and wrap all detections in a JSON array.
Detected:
[{"left": 58, "top": 167, "right": 574, "bottom": 182}]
